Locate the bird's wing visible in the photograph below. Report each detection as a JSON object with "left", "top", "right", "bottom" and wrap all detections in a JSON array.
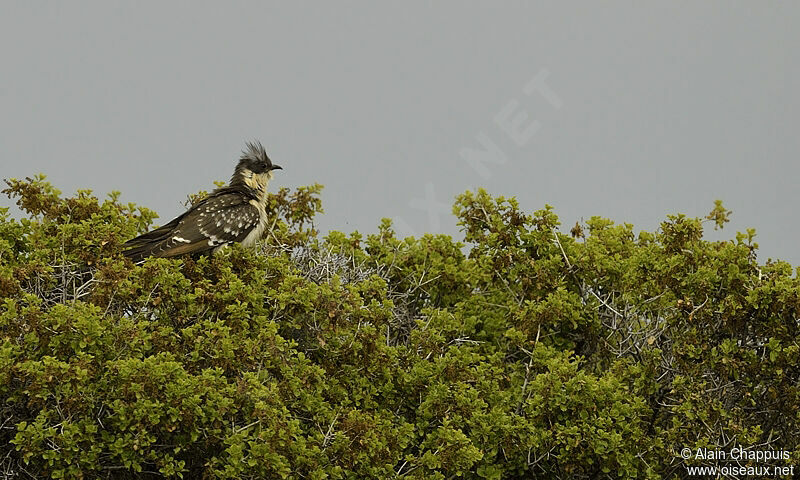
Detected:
[{"left": 123, "top": 193, "right": 261, "bottom": 260}]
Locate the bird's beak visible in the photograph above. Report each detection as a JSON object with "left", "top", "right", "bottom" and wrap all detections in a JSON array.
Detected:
[{"left": 271, "top": 165, "right": 282, "bottom": 171}]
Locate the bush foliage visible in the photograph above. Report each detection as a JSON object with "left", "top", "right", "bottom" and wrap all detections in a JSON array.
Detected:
[{"left": 1, "top": 175, "right": 798, "bottom": 479}]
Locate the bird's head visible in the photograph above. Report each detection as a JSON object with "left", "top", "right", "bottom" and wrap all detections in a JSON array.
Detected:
[{"left": 232, "top": 141, "right": 282, "bottom": 193}]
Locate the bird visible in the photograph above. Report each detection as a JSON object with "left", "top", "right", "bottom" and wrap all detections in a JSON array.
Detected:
[{"left": 122, "top": 141, "right": 282, "bottom": 262}]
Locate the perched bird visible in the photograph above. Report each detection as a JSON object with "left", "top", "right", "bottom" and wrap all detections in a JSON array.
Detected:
[{"left": 122, "top": 141, "right": 282, "bottom": 262}]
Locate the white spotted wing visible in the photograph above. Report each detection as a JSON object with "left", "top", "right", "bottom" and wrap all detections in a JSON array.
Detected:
[{"left": 153, "top": 193, "right": 262, "bottom": 257}]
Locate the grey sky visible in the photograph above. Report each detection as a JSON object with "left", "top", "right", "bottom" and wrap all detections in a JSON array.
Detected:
[{"left": 2, "top": 2, "right": 798, "bottom": 264}]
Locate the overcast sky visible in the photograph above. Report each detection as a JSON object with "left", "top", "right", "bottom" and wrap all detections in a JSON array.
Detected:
[{"left": 2, "top": 2, "right": 798, "bottom": 264}]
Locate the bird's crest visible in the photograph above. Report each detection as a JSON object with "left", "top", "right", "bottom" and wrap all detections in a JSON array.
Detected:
[{"left": 241, "top": 141, "right": 271, "bottom": 166}]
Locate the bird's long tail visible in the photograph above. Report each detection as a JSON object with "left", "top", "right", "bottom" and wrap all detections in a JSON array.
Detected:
[
  {"left": 121, "top": 242, "right": 160, "bottom": 263},
  {"left": 121, "top": 215, "right": 184, "bottom": 262}
]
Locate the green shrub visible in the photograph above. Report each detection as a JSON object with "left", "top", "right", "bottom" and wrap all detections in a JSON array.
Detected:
[{"left": 1, "top": 176, "right": 797, "bottom": 479}]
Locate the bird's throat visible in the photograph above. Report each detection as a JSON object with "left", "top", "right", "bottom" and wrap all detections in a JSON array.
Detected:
[{"left": 241, "top": 170, "right": 271, "bottom": 202}]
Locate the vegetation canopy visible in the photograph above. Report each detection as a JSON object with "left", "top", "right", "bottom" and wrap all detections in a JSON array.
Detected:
[{"left": 1, "top": 175, "right": 798, "bottom": 479}]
